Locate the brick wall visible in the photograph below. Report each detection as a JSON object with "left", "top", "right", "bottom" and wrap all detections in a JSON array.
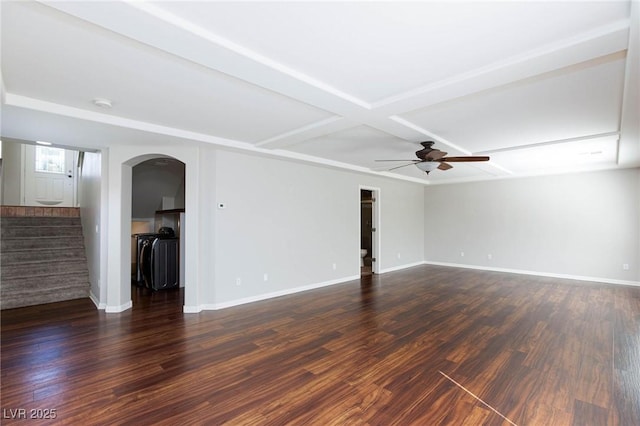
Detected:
[{"left": 1, "top": 206, "right": 80, "bottom": 217}]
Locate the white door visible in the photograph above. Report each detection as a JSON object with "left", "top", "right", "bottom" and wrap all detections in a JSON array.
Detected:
[
  {"left": 370, "top": 189, "right": 380, "bottom": 274},
  {"left": 23, "top": 145, "right": 76, "bottom": 207}
]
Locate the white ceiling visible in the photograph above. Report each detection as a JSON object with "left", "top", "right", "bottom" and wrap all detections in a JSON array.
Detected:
[{"left": 1, "top": 1, "right": 638, "bottom": 185}]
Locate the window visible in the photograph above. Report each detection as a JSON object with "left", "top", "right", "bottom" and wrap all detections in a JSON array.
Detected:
[{"left": 35, "top": 146, "right": 65, "bottom": 173}]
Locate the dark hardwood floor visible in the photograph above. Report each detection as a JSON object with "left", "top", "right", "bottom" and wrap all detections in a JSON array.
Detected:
[{"left": 1, "top": 265, "right": 639, "bottom": 425}]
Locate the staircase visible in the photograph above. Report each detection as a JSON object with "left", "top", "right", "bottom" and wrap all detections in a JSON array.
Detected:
[{"left": 1, "top": 209, "right": 90, "bottom": 310}]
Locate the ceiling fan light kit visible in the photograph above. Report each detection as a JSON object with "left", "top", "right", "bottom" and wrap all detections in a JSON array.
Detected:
[{"left": 416, "top": 162, "right": 439, "bottom": 172}]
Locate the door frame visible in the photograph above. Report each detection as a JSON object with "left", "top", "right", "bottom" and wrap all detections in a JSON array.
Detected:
[
  {"left": 20, "top": 144, "right": 78, "bottom": 207},
  {"left": 106, "top": 146, "right": 200, "bottom": 313},
  {"left": 359, "top": 185, "right": 381, "bottom": 274}
]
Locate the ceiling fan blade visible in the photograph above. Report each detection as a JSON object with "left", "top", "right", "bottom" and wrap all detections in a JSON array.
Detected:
[
  {"left": 387, "top": 162, "right": 419, "bottom": 171},
  {"left": 439, "top": 156, "right": 490, "bottom": 162},
  {"left": 375, "top": 159, "right": 420, "bottom": 162},
  {"left": 438, "top": 162, "right": 453, "bottom": 171},
  {"left": 425, "top": 150, "right": 448, "bottom": 160}
]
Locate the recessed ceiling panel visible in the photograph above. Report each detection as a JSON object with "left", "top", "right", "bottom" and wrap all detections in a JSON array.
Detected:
[
  {"left": 288, "top": 126, "right": 419, "bottom": 169},
  {"left": 398, "top": 54, "right": 626, "bottom": 153},
  {"left": 153, "top": 1, "right": 630, "bottom": 103},
  {"left": 1, "top": 2, "right": 333, "bottom": 144},
  {"left": 1, "top": 1, "right": 636, "bottom": 185},
  {"left": 488, "top": 135, "right": 619, "bottom": 174}
]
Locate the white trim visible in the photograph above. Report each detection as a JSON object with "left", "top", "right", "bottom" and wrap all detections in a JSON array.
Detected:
[
  {"left": 255, "top": 116, "right": 351, "bottom": 149},
  {"left": 423, "top": 260, "right": 640, "bottom": 287},
  {"left": 379, "top": 261, "right": 427, "bottom": 274},
  {"left": 177, "top": 260, "right": 640, "bottom": 314},
  {"left": 4, "top": 94, "right": 429, "bottom": 186},
  {"left": 105, "top": 300, "right": 133, "bottom": 313},
  {"left": 89, "top": 290, "right": 106, "bottom": 310},
  {"left": 127, "top": 1, "right": 371, "bottom": 109},
  {"left": 183, "top": 305, "right": 202, "bottom": 314},
  {"left": 389, "top": 116, "right": 513, "bottom": 176},
  {"left": 19, "top": 144, "right": 26, "bottom": 205},
  {"left": 190, "top": 275, "right": 361, "bottom": 312},
  {"left": 19, "top": 89, "right": 621, "bottom": 186}
]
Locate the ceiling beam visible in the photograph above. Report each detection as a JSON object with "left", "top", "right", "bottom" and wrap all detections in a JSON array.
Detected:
[
  {"left": 254, "top": 117, "right": 355, "bottom": 149},
  {"left": 372, "top": 20, "right": 630, "bottom": 115},
  {"left": 475, "top": 131, "right": 621, "bottom": 155},
  {"left": 618, "top": 0, "right": 640, "bottom": 168},
  {"left": 39, "top": 1, "right": 633, "bottom": 157}
]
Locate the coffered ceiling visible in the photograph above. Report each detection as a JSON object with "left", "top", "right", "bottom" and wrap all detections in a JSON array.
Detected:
[{"left": 1, "top": 1, "right": 638, "bottom": 184}]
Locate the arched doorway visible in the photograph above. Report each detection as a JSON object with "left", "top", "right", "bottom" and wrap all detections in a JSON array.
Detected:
[
  {"left": 131, "top": 157, "right": 185, "bottom": 308},
  {"left": 105, "top": 146, "right": 201, "bottom": 313}
]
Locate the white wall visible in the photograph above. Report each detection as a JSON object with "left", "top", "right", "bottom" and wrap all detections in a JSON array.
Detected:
[
  {"left": 209, "top": 149, "right": 425, "bottom": 307},
  {"left": 424, "top": 168, "right": 640, "bottom": 284},
  {"left": 100, "top": 143, "right": 423, "bottom": 312},
  {"left": 78, "top": 151, "right": 105, "bottom": 306},
  {"left": 378, "top": 179, "right": 425, "bottom": 270},
  {"left": 1, "top": 140, "right": 22, "bottom": 205},
  {"left": 69, "top": 138, "right": 640, "bottom": 313}
]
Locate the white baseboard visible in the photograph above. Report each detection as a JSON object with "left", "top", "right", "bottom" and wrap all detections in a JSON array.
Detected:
[
  {"left": 89, "top": 291, "right": 107, "bottom": 310},
  {"left": 183, "top": 305, "right": 202, "bottom": 314},
  {"left": 105, "top": 300, "right": 133, "bottom": 313},
  {"left": 183, "top": 261, "right": 433, "bottom": 313},
  {"left": 189, "top": 275, "right": 361, "bottom": 312},
  {"left": 184, "top": 260, "right": 638, "bottom": 314},
  {"left": 423, "top": 261, "right": 640, "bottom": 287}
]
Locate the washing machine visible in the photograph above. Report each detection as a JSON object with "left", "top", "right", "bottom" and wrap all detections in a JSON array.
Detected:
[
  {"left": 138, "top": 229, "right": 179, "bottom": 291},
  {"left": 133, "top": 233, "right": 157, "bottom": 285}
]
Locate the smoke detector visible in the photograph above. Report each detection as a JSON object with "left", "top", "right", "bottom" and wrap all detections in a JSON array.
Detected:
[{"left": 92, "top": 98, "right": 112, "bottom": 109}]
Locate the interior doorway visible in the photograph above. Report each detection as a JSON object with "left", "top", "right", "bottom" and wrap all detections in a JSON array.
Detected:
[
  {"left": 360, "top": 187, "right": 380, "bottom": 276},
  {"left": 130, "top": 157, "right": 185, "bottom": 308}
]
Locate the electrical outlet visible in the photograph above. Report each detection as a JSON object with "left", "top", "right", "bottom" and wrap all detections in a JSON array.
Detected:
[
  {"left": 460, "top": 251, "right": 465, "bottom": 257},
  {"left": 397, "top": 252, "right": 401, "bottom": 259},
  {"left": 263, "top": 273, "right": 269, "bottom": 281},
  {"left": 332, "top": 263, "right": 337, "bottom": 270},
  {"left": 623, "top": 263, "right": 630, "bottom": 271},
  {"left": 235, "top": 277, "right": 241, "bottom": 286},
  {"left": 487, "top": 254, "right": 493, "bottom": 260}
]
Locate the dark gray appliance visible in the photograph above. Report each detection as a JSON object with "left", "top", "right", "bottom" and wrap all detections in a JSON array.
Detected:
[
  {"left": 134, "top": 233, "right": 157, "bottom": 284},
  {"left": 137, "top": 230, "right": 179, "bottom": 291}
]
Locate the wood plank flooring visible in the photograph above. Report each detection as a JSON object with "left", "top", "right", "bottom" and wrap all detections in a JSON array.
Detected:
[{"left": 1, "top": 265, "right": 639, "bottom": 425}]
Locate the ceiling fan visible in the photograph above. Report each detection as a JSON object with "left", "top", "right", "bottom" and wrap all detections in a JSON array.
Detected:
[{"left": 376, "top": 141, "right": 490, "bottom": 174}]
